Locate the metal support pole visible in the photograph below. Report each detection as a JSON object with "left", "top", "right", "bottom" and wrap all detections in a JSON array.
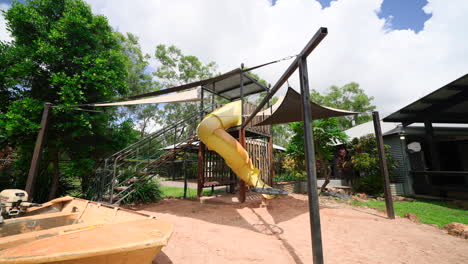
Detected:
[
  {"left": 298, "top": 57, "right": 324, "bottom": 264},
  {"left": 243, "top": 27, "right": 328, "bottom": 129},
  {"left": 25, "top": 102, "right": 52, "bottom": 198},
  {"left": 239, "top": 67, "right": 247, "bottom": 203},
  {"left": 197, "top": 86, "right": 205, "bottom": 198},
  {"left": 424, "top": 120, "right": 440, "bottom": 171},
  {"left": 372, "top": 111, "right": 395, "bottom": 219}
]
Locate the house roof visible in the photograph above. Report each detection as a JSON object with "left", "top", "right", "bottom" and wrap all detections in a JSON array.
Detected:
[
  {"left": 344, "top": 120, "right": 468, "bottom": 139},
  {"left": 383, "top": 73, "right": 468, "bottom": 125},
  {"left": 344, "top": 121, "right": 400, "bottom": 139}
]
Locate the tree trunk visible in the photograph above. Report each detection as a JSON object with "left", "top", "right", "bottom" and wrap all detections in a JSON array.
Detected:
[
  {"left": 48, "top": 150, "right": 60, "bottom": 200},
  {"left": 320, "top": 166, "right": 332, "bottom": 193}
]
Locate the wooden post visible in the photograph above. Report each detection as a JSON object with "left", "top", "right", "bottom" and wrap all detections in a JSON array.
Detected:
[
  {"left": 299, "top": 56, "right": 324, "bottom": 264},
  {"left": 25, "top": 102, "right": 52, "bottom": 198},
  {"left": 268, "top": 135, "right": 275, "bottom": 186},
  {"left": 197, "top": 142, "right": 205, "bottom": 197},
  {"left": 239, "top": 129, "right": 247, "bottom": 203},
  {"left": 183, "top": 158, "right": 188, "bottom": 199},
  {"left": 424, "top": 121, "right": 440, "bottom": 171},
  {"left": 372, "top": 111, "right": 395, "bottom": 219}
]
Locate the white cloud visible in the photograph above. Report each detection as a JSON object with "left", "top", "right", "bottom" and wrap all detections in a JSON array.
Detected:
[
  {"left": 2, "top": 0, "right": 468, "bottom": 118},
  {"left": 0, "top": 3, "right": 11, "bottom": 42}
]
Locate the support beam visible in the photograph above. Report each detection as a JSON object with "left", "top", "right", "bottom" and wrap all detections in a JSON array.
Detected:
[
  {"left": 239, "top": 129, "right": 247, "bottom": 203},
  {"left": 298, "top": 56, "right": 324, "bottom": 264},
  {"left": 197, "top": 142, "right": 205, "bottom": 197},
  {"left": 242, "top": 27, "right": 328, "bottom": 129},
  {"left": 25, "top": 103, "right": 52, "bottom": 198},
  {"left": 243, "top": 72, "right": 269, "bottom": 91},
  {"left": 424, "top": 121, "right": 440, "bottom": 171},
  {"left": 239, "top": 70, "right": 247, "bottom": 203},
  {"left": 372, "top": 111, "right": 395, "bottom": 219},
  {"left": 268, "top": 135, "right": 274, "bottom": 187}
]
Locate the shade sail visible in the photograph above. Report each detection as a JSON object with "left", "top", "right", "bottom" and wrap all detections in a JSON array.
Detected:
[
  {"left": 254, "top": 87, "right": 357, "bottom": 126},
  {"left": 92, "top": 89, "right": 200, "bottom": 107}
]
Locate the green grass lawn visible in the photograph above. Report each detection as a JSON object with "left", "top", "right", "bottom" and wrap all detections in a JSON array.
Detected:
[
  {"left": 160, "top": 186, "right": 223, "bottom": 198},
  {"left": 351, "top": 199, "right": 468, "bottom": 227}
]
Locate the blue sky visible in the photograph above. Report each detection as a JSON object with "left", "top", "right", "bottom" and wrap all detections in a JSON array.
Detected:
[
  {"left": 1, "top": 0, "right": 433, "bottom": 33},
  {"left": 1, "top": 0, "right": 467, "bottom": 117},
  {"left": 272, "top": 0, "right": 431, "bottom": 32}
]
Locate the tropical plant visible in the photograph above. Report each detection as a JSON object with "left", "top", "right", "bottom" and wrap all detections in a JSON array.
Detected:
[
  {"left": 285, "top": 118, "right": 348, "bottom": 190},
  {"left": 345, "top": 135, "right": 398, "bottom": 195}
]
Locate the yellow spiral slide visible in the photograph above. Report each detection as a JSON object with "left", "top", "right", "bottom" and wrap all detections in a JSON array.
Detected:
[{"left": 197, "top": 101, "right": 274, "bottom": 199}]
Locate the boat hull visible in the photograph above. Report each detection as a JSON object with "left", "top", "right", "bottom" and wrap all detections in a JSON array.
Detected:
[{"left": 0, "top": 197, "right": 173, "bottom": 264}]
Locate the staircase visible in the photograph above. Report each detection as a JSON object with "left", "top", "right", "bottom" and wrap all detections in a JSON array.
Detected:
[{"left": 89, "top": 107, "right": 210, "bottom": 204}]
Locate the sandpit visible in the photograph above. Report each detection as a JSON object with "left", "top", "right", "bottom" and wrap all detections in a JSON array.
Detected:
[{"left": 135, "top": 193, "right": 467, "bottom": 264}]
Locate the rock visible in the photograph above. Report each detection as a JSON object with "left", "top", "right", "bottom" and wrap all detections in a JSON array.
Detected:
[
  {"left": 443, "top": 222, "right": 468, "bottom": 239},
  {"left": 322, "top": 191, "right": 350, "bottom": 200},
  {"left": 404, "top": 213, "right": 421, "bottom": 223},
  {"left": 376, "top": 197, "right": 384, "bottom": 201},
  {"left": 393, "top": 196, "right": 406, "bottom": 201},
  {"left": 450, "top": 200, "right": 468, "bottom": 210},
  {"left": 356, "top": 193, "right": 367, "bottom": 200}
]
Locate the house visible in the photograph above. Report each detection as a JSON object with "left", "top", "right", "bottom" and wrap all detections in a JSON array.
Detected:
[
  {"left": 343, "top": 121, "right": 468, "bottom": 197},
  {"left": 383, "top": 73, "right": 468, "bottom": 199}
]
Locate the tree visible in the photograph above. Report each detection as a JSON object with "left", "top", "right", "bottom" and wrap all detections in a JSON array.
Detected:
[
  {"left": 153, "top": 44, "right": 218, "bottom": 130},
  {"left": 0, "top": 0, "right": 138, "bottom": 201},
  {"left": 286, "top": 118, "right": 348, "bottom": 190},
  {"left": 115, "top": 32, "right": 160, "bottom": 136},
  {"left": 311, "top": 82, "right": 375, "bottom": 130}
]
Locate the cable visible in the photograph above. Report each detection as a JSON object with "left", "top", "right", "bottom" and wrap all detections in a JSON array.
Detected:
[{"left": 243, "top": 54, "right": 298, "bottom": 72}]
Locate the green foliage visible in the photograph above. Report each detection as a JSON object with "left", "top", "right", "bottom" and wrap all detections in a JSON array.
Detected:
[
  {"left": 121, "top": 180, "right": 162, "bottom": 204},
  {"left": 115, "top": 32, "right": 159, "bottom": 136},
  {"left": 160, "top": 186, "right": 222, "bottom": 198},
  {"left": 153, "top": 44, "right": 218, "bottom": 130},
  {"left": 347, "top": 135, "right": 398, "bottom": 195},
  {"left": 351, "top": 199, "right": 468, "bottom": 227},
  {"left": 311, "top": 82, "right": 376, "bottom": 130},
  {"left": 285, "top": 118, "right": 348, "bottom": 177},
  {"left": 273, "top": 173, "right": 305, "bottom": 183},
  {"left": 0, "top": 0, "right": 140, "bottom": 201}
]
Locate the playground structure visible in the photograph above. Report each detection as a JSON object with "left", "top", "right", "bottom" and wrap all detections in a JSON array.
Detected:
[
  {"left": 89, "top": 68, "right": 279, "bottom": 204},
  {"left": 21, "top": 27, "right": 399, "bottom": 263}
]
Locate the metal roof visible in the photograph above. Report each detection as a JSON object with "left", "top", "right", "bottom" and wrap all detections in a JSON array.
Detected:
[
  {"left": 383, "top": 73, "right": 468, "bottom": 125},
  {"left": 202, "top": 71, "right": 268, "bottom": 100},
  {"left": 343, "top": 120, "right": 468, "bottom": 139}
]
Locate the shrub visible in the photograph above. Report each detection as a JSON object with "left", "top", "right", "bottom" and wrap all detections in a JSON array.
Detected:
[
  {"left": 274, "top": 173, "right": 305, "bottom": 183},
  {"left": 346, "top": 135, "right": 398, "bottom": 195},
  {"left": 121, "top": 180, "right": 162, "bottom": 204}
]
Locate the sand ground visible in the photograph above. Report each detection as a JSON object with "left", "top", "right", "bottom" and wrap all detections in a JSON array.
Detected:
[{"left": 134, "top": 193, "right": 467, "bottom": 264}]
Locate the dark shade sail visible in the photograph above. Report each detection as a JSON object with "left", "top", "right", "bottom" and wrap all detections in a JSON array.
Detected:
[{"left": 255, "top": 87, "right": 357, "bottom": 126}]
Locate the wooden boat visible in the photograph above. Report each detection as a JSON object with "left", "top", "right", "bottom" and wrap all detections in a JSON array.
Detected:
[{"left": 0, "top": 196, "right": 173, "bottom": 264}]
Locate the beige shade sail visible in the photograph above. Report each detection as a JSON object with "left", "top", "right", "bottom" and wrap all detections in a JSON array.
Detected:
[
  {"left": 254, "top": 87, "right": 358, "bottom": 126},
  {"left": 91, "top": 89, "right": 200, "bottom": 107}
]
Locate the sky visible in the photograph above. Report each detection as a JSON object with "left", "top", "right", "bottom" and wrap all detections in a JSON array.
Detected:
[{"left": 1, "top": 0, "right": 468, "bottom": 118}]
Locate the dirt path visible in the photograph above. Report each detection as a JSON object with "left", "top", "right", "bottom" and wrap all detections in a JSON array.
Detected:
[{"left": 135, "top": 194, "right": 467, "bottom": 264}]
